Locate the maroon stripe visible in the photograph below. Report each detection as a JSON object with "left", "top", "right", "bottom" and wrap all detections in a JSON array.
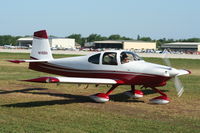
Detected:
[
  {"left": 29, "top": 62, "right": 170, "bottom": 86},
  {"left": 34, "top": 30, "right": 48, "bottom": 39}
]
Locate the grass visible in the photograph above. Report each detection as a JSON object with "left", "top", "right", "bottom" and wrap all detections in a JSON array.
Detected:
[{"left": 0, "top": 52, "right": 200, "bottom": 133}]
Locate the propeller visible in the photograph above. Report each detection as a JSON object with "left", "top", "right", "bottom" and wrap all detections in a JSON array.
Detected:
[
  {"left": 162, "top": 54, "right": 184, "bottom": 97},
  {"left": 174, "top": 76, "right": 184, "bottom": 97}
]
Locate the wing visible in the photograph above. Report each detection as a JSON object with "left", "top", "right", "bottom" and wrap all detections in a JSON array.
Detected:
[{"left": 22, "top": 77, "right": 125, "bottom": 85}]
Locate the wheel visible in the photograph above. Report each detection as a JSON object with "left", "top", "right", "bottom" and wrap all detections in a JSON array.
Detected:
[
  {"left": 124, "top": 90, "right": 143, "bottom": 98},
  {"left": 90, "top": 93, "right": 109, "bottom": 103},
  {"left": 149, "top": 96, "right": 170, "bottom": 104}
]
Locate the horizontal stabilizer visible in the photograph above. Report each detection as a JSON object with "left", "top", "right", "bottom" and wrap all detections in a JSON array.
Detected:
[
  {"left": 22, "top": 77, "right": 125, "bottom": 84},
  {"left": 8, "top": 59, "right": 49, "bottom": 64}
]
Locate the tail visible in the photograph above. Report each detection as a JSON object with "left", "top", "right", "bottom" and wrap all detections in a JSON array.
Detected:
[{"left": 31, "top": 30, "right": 53, "bottom": 60}]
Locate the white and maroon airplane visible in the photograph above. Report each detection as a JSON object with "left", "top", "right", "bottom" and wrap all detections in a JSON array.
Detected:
[{"left": 9, "top": 30, "right": 191, "bottom": 104}]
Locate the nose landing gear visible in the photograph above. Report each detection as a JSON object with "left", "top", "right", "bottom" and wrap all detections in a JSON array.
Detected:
[{"left": 149, "top": 87, "right": 170, "bottom": 104}]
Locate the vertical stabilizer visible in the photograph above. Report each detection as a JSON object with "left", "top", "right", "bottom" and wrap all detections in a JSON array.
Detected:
[{"left": 30, "top": 30, "right": 53, "bottom": 60}]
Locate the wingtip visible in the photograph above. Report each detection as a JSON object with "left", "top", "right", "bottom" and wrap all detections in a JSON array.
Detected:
[{"left": 21, "top": 77, "right": 59, "bottom": 83}]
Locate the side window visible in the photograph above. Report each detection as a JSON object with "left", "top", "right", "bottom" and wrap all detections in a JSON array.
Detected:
[
  {"left": 102, "top": 52, "right": 117, "bottom": 65},
  {"left": 121, "top": 52, "right": 142, "bottom": 64},
  {"left": 88, "top": 53, "right": 100, "bottom": 64}
]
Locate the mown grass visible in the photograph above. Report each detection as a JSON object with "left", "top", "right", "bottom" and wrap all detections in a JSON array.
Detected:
[{"left": 0, "top": 52, "right": 200, "bottom": 133}]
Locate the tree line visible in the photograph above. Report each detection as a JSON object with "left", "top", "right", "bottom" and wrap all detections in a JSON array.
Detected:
[
  {"left": 66, "top": 34, "right": 200, "bottom": 48},
  {"left": 0, "top": 35, "right": 22, "bottom": 46},
  {"left": 0, "top": 34, "right": 200, "bottom": 48}
]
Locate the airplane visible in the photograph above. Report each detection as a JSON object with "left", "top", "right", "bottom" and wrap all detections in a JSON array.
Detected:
[{"left": 8, "top": 30, "right": 191, "bottom": 104}]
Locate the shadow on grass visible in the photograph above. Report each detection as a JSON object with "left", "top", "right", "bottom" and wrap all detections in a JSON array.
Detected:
[
  {"left": 110, "top": 89, "right": 168, "bottom": 103},
  {"left": 110, "top": 93, "right": 145, "bottom": 103},
  {"left": 0, "top": 88, "right": 168, "bottom": 108},
  {"left": 0, "top": 88, "right": 92, "bottom": 107},
  {"left": 142, "top": 89, "right": 168, "bottom": 95}
]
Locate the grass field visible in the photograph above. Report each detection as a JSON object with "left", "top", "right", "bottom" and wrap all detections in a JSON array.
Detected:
[{"left": 0, "top": 52, "right": 200, "bottom": 133}]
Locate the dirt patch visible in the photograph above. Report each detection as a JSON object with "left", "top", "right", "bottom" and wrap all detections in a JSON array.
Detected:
[{"left": 190, "top": 69, "right": 200, "bottom": 76}]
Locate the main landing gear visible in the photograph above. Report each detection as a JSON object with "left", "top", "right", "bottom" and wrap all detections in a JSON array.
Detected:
[
  {"left": 90, "top": 85, "right": 119, "bottom": 103},
  {"left": 90, "top": 85, "right": 170, "bottom": 104},
  {"left": 90, "top": 85, "right": 144, "bottom": 103}
]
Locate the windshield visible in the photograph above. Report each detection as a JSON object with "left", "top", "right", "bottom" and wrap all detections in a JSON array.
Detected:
[{"left": 120, "top": 51, "right": 143, "bottom": 64}]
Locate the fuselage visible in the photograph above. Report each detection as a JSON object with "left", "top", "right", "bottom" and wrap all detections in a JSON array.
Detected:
[{"left": 29, "top": 50, "right": 174, "bottom": 87}]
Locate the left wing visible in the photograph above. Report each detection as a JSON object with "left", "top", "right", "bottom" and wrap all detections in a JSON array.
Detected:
[{"left": 22, "top": 77, "right": 125, "bottom": 85}]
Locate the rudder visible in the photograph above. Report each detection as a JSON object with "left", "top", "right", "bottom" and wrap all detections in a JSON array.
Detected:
[{"left": 30, "top": 30, "right": 53, "bottom": 60}]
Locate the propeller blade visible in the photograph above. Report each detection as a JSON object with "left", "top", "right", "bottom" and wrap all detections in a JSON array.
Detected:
[
  {"left": 162, "top": 53, "right": 171, "bottom": 67},
  {"left": 163, "top": 53, "right": 184, "bottom": 97},
  {"left": 174, "top": 76, "right": 184, "bottom": 97}
]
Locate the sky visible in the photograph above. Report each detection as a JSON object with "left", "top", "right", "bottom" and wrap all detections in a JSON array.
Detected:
[{"left": 0, "top": 0, "right": 200, "bottom": 39}]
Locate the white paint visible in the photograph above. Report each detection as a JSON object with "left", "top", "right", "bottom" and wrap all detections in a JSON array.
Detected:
[
  {"left": 56, "top": 77, "right": 117, "bottom": 84},
  {"left": 124, "top": 91, "right": 143, "bottom": 98},
  {"left": 89, "top": 95, "right": 109, "bottom": 103},
  {"left": 149, "top": 99, "right": 169, "bottom": 104},
  {"left": 31, "top": 38, "right": 53, "bottom": 60}
]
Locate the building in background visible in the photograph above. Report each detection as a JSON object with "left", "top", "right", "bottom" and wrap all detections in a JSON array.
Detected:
[
  {"left": 161, "top": 42, "right": 200, "bottom": 53},
  {"left": 17, "top": 37, "right": 33, "bottom": 48},
  {"left": 18, "top": 37, "right": 75, "bottom": 49},
  {"left": 48, "top": 38, "right": 75, "bottom": 49},
  {"left": 90, "top": 40, "right": 156, "bottom": 51}
]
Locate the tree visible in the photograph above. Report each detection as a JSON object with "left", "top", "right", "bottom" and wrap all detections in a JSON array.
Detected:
[
  {"left": 156, "top": 40, "right": 162, "bottom": 49},
  {"left": 139, "top": 37, "right": 152, "bottom": 42},
  {"left": 108, "top": 34, "right": 121, "bottom": 40},
  {"left": 137, "top": 35, "right": 140, "bottom": 40},
  {"left": 49, "top": 35, "right": 57, "bottom": 38},
  {"left": 120, "top": 36, "right": 132, "bottom": 40},
  {"left": 67, "top": 34, "right": 84, "bottom": 46},
  {"left": 0, "top": 35, "right": 20, "bottom": 46},
  {"left": 87, "top": 34, "right": 107, "bottom": 42},
  {"left": 184, "top": 38, "right": 200, "bottom": 42}
]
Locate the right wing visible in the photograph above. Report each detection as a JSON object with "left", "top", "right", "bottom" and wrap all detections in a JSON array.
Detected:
[{"left": 22, "top": 76, "right": 125, "bottom": 85}]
